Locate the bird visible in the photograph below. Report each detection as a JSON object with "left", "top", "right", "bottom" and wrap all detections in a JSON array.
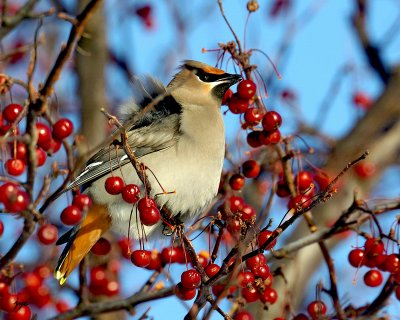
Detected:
[{"left": 54, "top": 60, "right": 242, "bottom": 284}]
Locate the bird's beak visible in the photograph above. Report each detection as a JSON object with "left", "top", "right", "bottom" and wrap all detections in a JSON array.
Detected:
[{"left": 220, "top": 73, "right": 242, "bottom": 86}]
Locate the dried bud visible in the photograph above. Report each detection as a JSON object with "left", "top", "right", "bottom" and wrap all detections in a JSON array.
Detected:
[
  {"left": 247, "top": 0, "right": 259, "bottom": 12},
  {"left": 0, "top": 74, "right": 10, "bottom": 95}
]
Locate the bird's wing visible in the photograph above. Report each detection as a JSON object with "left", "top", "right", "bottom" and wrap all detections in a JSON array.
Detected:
[
  {"left": 57, "top": 75, "right": 183, "bottom": 195},
  {"left": 65, "top": 115, "right": 181, "bottom": 192}
]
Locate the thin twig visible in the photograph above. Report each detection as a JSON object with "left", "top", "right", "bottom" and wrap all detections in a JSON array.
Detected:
[{"left": 217, "top": 0, "right": 242, "bottom": 54}]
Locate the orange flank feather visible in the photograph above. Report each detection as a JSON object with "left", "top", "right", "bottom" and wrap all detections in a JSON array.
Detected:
[{"left": 55, "top": 204, "right": 111, "bottom": 285}]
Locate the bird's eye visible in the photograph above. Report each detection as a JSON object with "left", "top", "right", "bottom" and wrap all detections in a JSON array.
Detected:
[{"left": 199, "top": 73, "right": 210, "bottom": 82}]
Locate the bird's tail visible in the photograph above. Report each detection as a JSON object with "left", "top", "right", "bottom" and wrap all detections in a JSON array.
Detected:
[{"left": 55, "top": 204, "right": 111, "bottom": 285}]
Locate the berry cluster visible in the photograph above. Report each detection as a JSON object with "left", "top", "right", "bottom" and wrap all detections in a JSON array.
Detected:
[
  {"left": 223, "top": 79, "right": 283, "bottom": 148},
  {"left": 219, "top": 196, "right": 257, "bottom": 234},
  {"left": 88, "top": 264, "right": 120, "bottom": 296},
  {"left": 104, "top": 176, "right": 160, "bottom": 226},
  {"left": 129, "top": 245, "right": 213, "bottom": 301},
  {"left": 0, "top": 182, "right": 29, "bottom": 213},
  {"left": 59, "top": 194, "right": 89, "bottom": 227},
  {"left": 1, "top": 103, "right": 73, "bottom": 176},
  {"left": 228, "top": 159, "right": 261, "bottom": 192},
  {"left": 348, "top": 237, "right": 400, "bottom": 292},
  {"left": 275, "top": 170, "right": 335, "bottom": 213},
  {"left": 0, "top": 265, "right": 70, "bottom": 319}
]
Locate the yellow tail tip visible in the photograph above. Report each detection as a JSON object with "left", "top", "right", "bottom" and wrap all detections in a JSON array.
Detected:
[{"left": 55, "top": 270, "right": 67, "bottom": 285}]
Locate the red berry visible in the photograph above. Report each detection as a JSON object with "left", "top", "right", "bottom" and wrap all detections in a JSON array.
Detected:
[
  {"left": 9, "top": 142, "right": 27, "bottom": 162},
  {"left": 246, "top": 131, "right": 262, "bottom": 148},
  {"left": 242, "top": 160, "right": 260, "bottom": 178},
  {"left": 212, "top": 284, "right": 236, "bottom": 297},
  {"left": 229, "top": 196, "right": 245, "bottom": 213},
  {"left": 260, "top": 287, "right": 278, "bottom": 304},
  {"left": 396, "top": 286, "right": 400, "bottom": 300},
  {"left": 234, "top": 311, "right": 254, "bottom": 320},
  {"left": 0, "top": 182, "right": 19, "bottom": 203},
  {"left": 288, "top": 194, "right": 312, "bottom": 211},
  {"left": 354, "top": 161, "right": 376, "bottom": 178},
  {"left": 3, "top": 103, "right": 23, "bottom": 123},
  {"left": 131, "top": 249, "right": 151, "bottom": 267},
  {"left": 181, "top": 269, "right": 201, "bottom": 289},
  {"left": 0, "top": 292, "right": 18, "bottom": 312},
  {"left": 364, "top": 238, "right": 384, "bottom": 258},
  {"left": 237, "top": 79, "right": 257, "bottom": 99},
  {"left": 205, "top": 264, "right": 220, "bottom": 278},
  {"left": 36, "top": 123, "right": 52, "bottom": 147},
  {"left": 91, "top": 238, "right": 111, "bottom": 255},
  {"left": 4, "top": 305, "right": 31, "bottom": 320},
  {"left": 295, "top": 171, "right": 313, "bottom": 192},
  {"left": 238, "top": 271, "right": 255, "bottom": 287},
  {"left": 240, "top": 204, "right": 256, "bottom": 222},
  {"left": 314, "top": 171, "right": 331, "bottom": 190},
  {"left": 353, "top": 91, "right": 372, "bottom": 110},
  {"left": 122, "top": 184, "right": 140, "bottom": 203},
  {"left": 89, "top": 277, "right": 108, "bottom": 296},
  {"left": 27, "top": 284, "right": 51, "bottom": 308},
  {"left": 117, "top": 237, "right": 132, "bottom": 259},
  {"left": 260, "top": 129, "right": 281, "bottom": 145},
  {"left": 60, "top": 205, "right": 82, "bottom": 225},
  {"left": 72, "top": 194, "right": 92, "bottom": 211},
  {"left": 258, "top": 230, "right": 277, "bottom": 250},
  {"left": 175, "top": 282, "right": 196, "bottom": 300},
  {"left": 104, "top": 176, "right": 124, "bottom": 195},
  {"left": 227, "top": 218, "right": 241, "bottom": 234},
  {"left": 3, "top": 188, "right": 29, "bottom": 212},
  {"left": 276, "top": 179, "right": 290, "bottom": 197},
  {"left": 222, "top": 89, "right": 233, "bottom": 105},
  {"left": 229, "top": 173, "right": 245, "bottom": 190},
  {"left": 383, "top": 254, "right": 400, "bottom": 274},
  {"left": 104, "top": 280, "right": 119, "bottom": 296},
  {"left": 348, "top": 248, "right": 365, "bottom": 268},
  {"left": 23, "top": 272, "right": 42, "bottom": 289},
  {"left": 363, "top": 269, "right": 383, "bottom": 287},
  {"left": 55, "top": 300, "right": 70, "bottom": 313},
  {"left": 244, "top": 107, "right": 263, "bottom": 125},
  {"left": 52, "top": 118, "right": 73, "bottom": 140},
  {"left": 161, "top": 247, "right": 181, "bottom": 264},
  {"left": 146, "top": 250, "right": 163, "bottom": 271},
  {"left": 5, "top": 158, "right": 25, "bottom": 176},
  {"left": 37, "top": 224, "right": 58, "bottom": 245},
  {"left": 40, "top": 138, "right": 62, "bottom": 153},
  {"left": 138, "top": 198, "right": 160, "bottom": 226},
  {"left": 262, "top": 111, "right": 282, "bottom": 132},
  {"left": 251, "top": 264, "right": 271, "bottom": 279},
  {"left": 90, "top": 266, "right": 107, "bottom": 285},
  {"left": 228, "top": 94, "right": 249, "bottom": 114},
  {"left": 31, "top": 265, "right": 50, "bottom": 281},
  {"left": 36, "top": 147, "right": 46, "bottom": 167},
  {"left": 307, "top": 300, "right": 327, "bottom": 319},
  {"left": 245, "top": 253, "right": 266, "bottom": 269},
  {"left": 241, "top": 286, "right": 259, "bottom": 303}
]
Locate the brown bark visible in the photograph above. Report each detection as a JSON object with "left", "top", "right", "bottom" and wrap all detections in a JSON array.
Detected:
[{"left": 76, "top": 0, "right": 108, "bottom": 151}]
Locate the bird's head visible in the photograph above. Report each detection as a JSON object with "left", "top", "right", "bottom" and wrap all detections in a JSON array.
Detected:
[{"left": 168, "top": 60, "right": 242, "bottom": 108}]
